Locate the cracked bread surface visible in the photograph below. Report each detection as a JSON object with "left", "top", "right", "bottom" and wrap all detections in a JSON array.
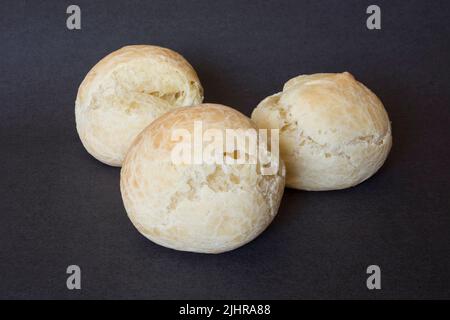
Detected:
[
  {"left": 252, "top": 72, "right": 392, "bottom": 191},
  {"left": 120, "top": 104, "right": 285, "bottom": 253},
  {"left": 75, "top": 45, "right": 204, "bottom": 166}
]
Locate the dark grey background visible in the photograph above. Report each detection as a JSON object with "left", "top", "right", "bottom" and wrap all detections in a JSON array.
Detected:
[{"left": 1, "top": 0, "right": 449, "bottom": 299}]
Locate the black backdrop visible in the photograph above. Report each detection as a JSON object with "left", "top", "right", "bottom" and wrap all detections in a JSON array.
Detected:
[{"left": 1, "top": 0, "right": 449, "bottom": 299}]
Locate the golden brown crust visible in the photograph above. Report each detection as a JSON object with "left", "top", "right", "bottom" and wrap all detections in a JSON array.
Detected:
[
  {"left": 77, "top": 45, "right": 202, "bottom": 105},
  {"left": 252, "top": 72, "right": 392, "bottom": 191},
  {"left": 75, "top": 45, "right": 204, "bottom": 166},
  {"left": 121, "top": 104, "right": 285, "bottom": 253}
]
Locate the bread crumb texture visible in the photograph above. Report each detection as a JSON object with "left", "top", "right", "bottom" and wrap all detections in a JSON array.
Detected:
[
  {"left": 252, "top": 72, "right": 392, "bottom": 191},
  {"left": 120, "top": 104, "right": 285, "bottom": 253},
  {"left": 75, "top": 45, "right": 204, "bottom": 166}
]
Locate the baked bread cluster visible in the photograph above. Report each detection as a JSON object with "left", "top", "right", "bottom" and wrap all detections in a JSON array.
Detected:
[
  {"left": 75, "top": 46, "right": 392, "bottom": 253},
  {"left": 75, "top": 45, "right": 203, "bottom": 166},
  {"left": 121, "top": 104, "right": 285, "bottom": 253},
  {"left": 252, "top": 72, "right": 392, "bottom": 191}
]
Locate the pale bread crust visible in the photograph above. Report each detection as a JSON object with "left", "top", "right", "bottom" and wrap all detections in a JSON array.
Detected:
[
  {"left": 75, "top": 45, "right": 203, "bottom": 166},
  {"left": 120, "top": 104, "right": 285, "bottom": 253},
  {"left": 252, "top": 72, "right": 392, "bottom": 191}
]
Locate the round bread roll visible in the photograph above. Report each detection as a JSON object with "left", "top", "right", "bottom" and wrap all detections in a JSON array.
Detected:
[
  {"left": 75, "top": 45, "right": 203, "bottom": 166},
  {"left": 252, "top": 72, "right": 392, "bottom": 191},
  {"left": 120, "top": 104, "right": 285, "bottom": 253}
]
